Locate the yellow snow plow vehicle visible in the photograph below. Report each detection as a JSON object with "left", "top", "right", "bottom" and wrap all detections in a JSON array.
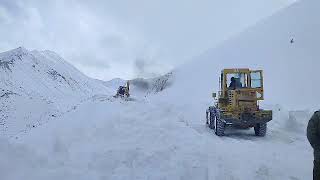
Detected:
[{"left": 206, "top": 69, "right": 272, "bottom": 136}]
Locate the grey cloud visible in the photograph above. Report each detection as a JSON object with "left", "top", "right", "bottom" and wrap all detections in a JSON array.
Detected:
[
  {"left": 100, "top": 35, "right": 125, "bottom": 49},
  {"left": 0, "top": 0, "right": 22, "bottom": 14},
  {"left": 134, "top": 58, "right": 168, "bottom": 78},
  {"left": 0, "top": 0, "right": 296, "bottom": 80},
  {"left": 72, "top": 53, "right": 110, "bottom": 69},
  {"left": 134, "top": 58, "right": 147, "bottom": 77}
]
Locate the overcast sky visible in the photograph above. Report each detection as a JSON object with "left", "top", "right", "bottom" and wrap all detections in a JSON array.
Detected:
[{"left": 0, "top": 0, "right": 296, "bottom": 80}]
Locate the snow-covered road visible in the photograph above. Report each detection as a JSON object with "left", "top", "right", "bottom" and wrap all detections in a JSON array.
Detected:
[{"left": 1, "top": 95, "right": 313, "bottom": 180}]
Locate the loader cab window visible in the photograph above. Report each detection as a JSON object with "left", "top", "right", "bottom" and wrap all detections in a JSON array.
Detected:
[
  {"left": 227, "top": 73, "right": 248, "bottom": 89},
  {"left": 251, "top": 71, "right": 262, "bottom": 88}
]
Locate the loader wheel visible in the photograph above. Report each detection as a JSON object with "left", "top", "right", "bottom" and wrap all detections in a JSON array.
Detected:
[
  {"left": 208, "top": 112, "right": 215, "bottom": 129},
  {"left": 254, "top": 123, "right": 267, "bottom": 137},
  {"left": 215, "top": 117, "right": 225, "bottom": 136}
]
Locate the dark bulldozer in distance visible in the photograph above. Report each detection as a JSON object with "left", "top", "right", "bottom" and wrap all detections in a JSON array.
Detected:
[
  {"left": 114, "top": 81, "right": 130, "bottom": 98},
  {"left": 206, "top": 69, "right": 272, "bottom": 136}
]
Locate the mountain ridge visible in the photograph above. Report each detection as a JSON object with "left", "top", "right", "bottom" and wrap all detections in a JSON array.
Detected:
[{"left": 0, "top": 47, "right": 111, "bottom": 137}]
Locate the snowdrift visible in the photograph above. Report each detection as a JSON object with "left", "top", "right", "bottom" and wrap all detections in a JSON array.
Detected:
[
  {"left": 164, "top": 0, "right": 320, "bottom": 111},
  {"left": 3, "top": 95, "right": 312, "bottom": 180}
]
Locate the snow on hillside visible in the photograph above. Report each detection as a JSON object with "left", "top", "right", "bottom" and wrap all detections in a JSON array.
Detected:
[
  {"left": 0, "top": 47, "right": 111, "bottom": 137},
  {"left": 0, "top": 0, "right": 317, "bottom": 180},
  {"left": 164, "top": 0, "right": 320, "bottom": 111},
  {"left": 102, "top": 78, "right": 127, "bottom": 90}
]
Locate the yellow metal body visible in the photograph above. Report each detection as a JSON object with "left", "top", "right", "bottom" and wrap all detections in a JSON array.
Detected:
[{"left": 216, "top": 68, "right": 272, "bottom": 126}]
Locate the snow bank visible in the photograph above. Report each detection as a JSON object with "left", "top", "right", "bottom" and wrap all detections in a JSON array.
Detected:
[
  {"left": 165, "top": 0, "right": 320, "bottom": 110},
  {"left": 1, "top": 94, "right": 311, "bottom": 180}
]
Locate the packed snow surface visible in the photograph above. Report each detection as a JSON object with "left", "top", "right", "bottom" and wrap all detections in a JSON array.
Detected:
[
  {"left": 1, "top": 97, "right": 313, "bottom": 180},
  {"left": 0, "top": 0, "right": 318, "bottom": 179}
]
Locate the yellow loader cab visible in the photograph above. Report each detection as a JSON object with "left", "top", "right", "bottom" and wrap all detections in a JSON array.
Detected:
[{"left": 206, "top": 69, "right": 272, "bottom": 136}]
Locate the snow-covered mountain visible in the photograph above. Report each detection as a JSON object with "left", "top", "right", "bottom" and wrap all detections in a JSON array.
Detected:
[
  {"left": 0, "top": 47, "right": 111, "bottom": 137},
  {"left": 0, "top": 1, "right": 318, "bottom": 180}
]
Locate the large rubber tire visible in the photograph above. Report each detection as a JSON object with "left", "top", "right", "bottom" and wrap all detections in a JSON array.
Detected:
[
  {"left": 215, "top": 117, "right": 225, "bottom": 136},
  {"left": 254, "top": 123, "right": 267, "bottom": 137},
  {"left": 208, "top": 112, "right": 215, "bottom": 129}
]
